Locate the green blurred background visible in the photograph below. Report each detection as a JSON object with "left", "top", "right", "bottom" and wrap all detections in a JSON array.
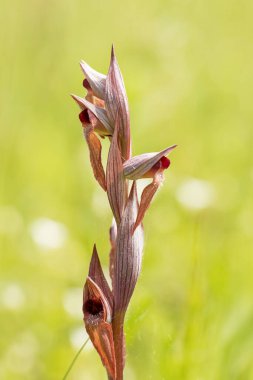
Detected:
[{"left": 1, "top": 0, "right": 253, "bottom": 379}]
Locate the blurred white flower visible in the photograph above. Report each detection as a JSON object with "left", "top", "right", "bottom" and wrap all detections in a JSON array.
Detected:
[
  {"left": 176, "top": 178, "right": 215, "bottom": 210},
  {"left": 0, "top": 205, "right": 23, "bottom": 236},
  {"left": 63, "top": 287, "right": 82, "bottom": 319},
  {"left": 1, "top": 283, "right": 25, "bottom": 310},
  {"left": 69, "top": 326, "right": 92, "bottom": 351},
  {"left": 5, "top": 333, "right": 38, "bottom": 374},
  {"left": 29, "top": 218, "right": 68, "bottom": 250}
]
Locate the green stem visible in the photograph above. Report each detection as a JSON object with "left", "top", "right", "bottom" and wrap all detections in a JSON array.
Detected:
[{"left": 62, "top": 337, "right": 89, "bottom": 380}]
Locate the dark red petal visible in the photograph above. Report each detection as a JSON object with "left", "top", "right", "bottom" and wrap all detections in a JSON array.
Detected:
[
  {"left": 160, "top": 156, "right": 170, "bottom": 169},
  {"left": 151, "top": 156, "right": 170, "bottom": 171},
  {"left": 83, "top": 78, "right": 92, "bottom": 90},
  {"left": 79, "top": 109, "right": 90, "bottom": 124}
]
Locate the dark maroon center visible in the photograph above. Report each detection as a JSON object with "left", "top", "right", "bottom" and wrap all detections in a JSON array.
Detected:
[
  {"left": 79, "top": 109, "right": 90, "bottom": 124},
  {"left": 84, "top": 298, "right": 103, "bottom": 315},
  {"left": 83, "top": 79, "right": 91, "bottom": 90}
]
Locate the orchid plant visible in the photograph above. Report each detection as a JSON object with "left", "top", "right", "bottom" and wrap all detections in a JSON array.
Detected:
[{"left": 72, "top": 46, "right": 176, "bottom": 380}]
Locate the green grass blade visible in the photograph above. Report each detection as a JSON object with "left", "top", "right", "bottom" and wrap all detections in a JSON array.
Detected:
[{"left": 62, "top": 337, "right": 90, "bottom": 380}]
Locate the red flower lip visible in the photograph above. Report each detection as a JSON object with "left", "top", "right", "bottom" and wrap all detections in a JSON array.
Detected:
[
  {"left": 160, "top": 156, "right": 170, "bottom": 169},
  {"left": 83, "top": 298, "right": 104, "bottom": 316},
  {"left": 83, "top": 78, "right": 92, "bottom": 90},
  {"left": 79, "top": 109, "right": 90, "bottom": 124}
]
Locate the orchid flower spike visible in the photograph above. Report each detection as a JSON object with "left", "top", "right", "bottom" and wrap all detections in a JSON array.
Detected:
[{"left": 72, "top": 46, "right": 176, "bottom": 380}]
